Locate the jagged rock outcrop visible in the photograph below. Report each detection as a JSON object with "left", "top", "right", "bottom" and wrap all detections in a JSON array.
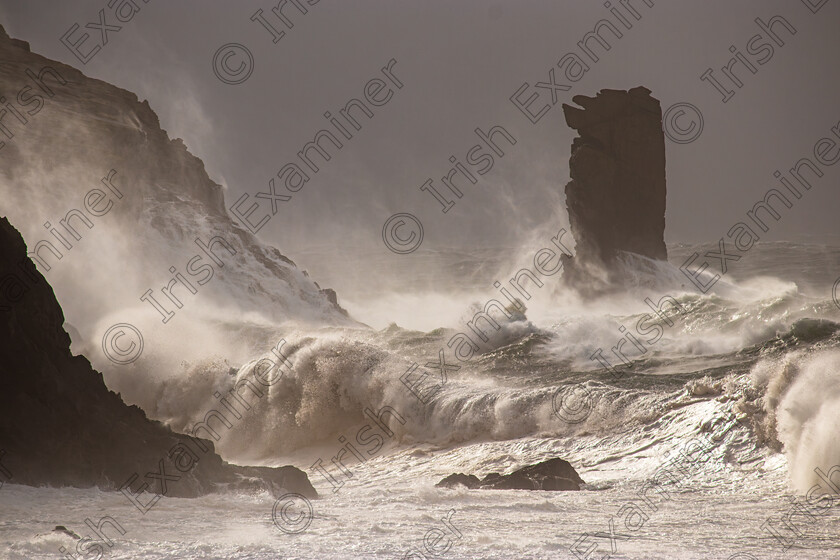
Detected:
[
  {"left": 0, "top": 217, "right": 316, "bottom": 498},
  {"left": 561, "top": 87, "right": 667, "bottom": 288},
  {"left": 436, "top": 458, "right": 584, "bottom": 491}
]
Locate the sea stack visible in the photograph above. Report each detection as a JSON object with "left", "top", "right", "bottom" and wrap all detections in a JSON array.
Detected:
[{"left": 561, "top": 87, "right": 667, "bottom": 290}]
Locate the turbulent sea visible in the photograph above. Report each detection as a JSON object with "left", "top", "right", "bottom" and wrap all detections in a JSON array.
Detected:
[{"left": 3, "top": 241, "right": 840, "bottom": 559}]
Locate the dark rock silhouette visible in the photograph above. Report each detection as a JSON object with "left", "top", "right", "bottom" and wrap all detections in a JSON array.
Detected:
[
  {"left": 561, "top": 87, "right": 667, "bottom": 289},
  {"left": 436, "top": 458, "right": 584, "bottom": 491},
  {"left": 0, "top": 217, "right": 316, "bottom": 498},
  {"left": 436, "top": 473, "right": 481, "bottom": 489},
  {"left": 53, "top": 526, "right": 81, "bottom": 540}
]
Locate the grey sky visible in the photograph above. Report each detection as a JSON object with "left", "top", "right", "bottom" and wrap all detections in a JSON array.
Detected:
[{"left": 2, "top": 0, "right": 838, "bottom": 262}]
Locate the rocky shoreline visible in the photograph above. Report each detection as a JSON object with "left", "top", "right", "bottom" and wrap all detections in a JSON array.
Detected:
[{"left": 0, "top": 216, "right": 316, "bottom": 499}]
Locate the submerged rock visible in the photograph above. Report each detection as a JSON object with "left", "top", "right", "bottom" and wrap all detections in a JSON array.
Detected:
[
  {"left": 436, "top": 473, "right": 481, "bottom": 489},
  {"left": 436, "top": 458, "right": 584, "bottom": 491},
  {"left": 53, "top": 526, "right": 81, "bottom": 540}
]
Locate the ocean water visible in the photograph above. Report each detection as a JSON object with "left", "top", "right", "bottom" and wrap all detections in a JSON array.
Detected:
[{"left": 3, "top": 241, "right": 840, "bottom": 559}]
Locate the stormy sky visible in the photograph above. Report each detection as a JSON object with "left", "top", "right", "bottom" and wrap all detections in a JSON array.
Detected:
[{"left": 2, "top": 0, "right": 838, "bottom": 262}]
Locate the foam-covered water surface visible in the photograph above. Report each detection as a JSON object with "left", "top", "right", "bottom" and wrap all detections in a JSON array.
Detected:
[{"left": 3, "top": 242, "right": 840, "bottom": 558}]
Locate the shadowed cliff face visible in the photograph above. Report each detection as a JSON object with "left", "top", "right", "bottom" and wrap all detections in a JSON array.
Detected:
[
  {"left": 560, "top": 87, "right": 667, "bottom": 289},
  {"left": 0, "top": 23, "right": 352, "bottom": 353},
  {"left": 0, "top": 216, "right": 316, "bottom": 498}
]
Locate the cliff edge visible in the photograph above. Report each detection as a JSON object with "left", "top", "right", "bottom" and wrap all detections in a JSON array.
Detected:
[{"left": 0, "top": 216, "right": 316, "bottom": 498}]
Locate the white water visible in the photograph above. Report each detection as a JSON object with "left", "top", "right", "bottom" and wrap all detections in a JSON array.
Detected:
[
  {"left": 3, "top": 418, "right": 839, "bottom": 559},
  {"left": 4, "top": 242, "right": 840, "bottom": 558},
  {"left": 3, "top": 139, "right": 840, "bottom": 558}
]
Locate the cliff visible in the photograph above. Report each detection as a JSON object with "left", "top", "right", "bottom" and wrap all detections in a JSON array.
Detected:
[
  {"left": 0, "top": 23, "right": 350, "bottom": 331},
  {"left": 0, "top": 216, "right": 316, "bottom": 498}
]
